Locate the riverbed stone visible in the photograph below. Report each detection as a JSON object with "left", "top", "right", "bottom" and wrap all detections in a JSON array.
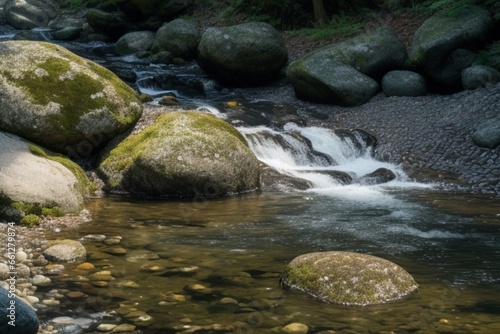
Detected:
[
  {"left": 5, "top": 0, "right": 59, "bottom": 30},
  {"left": 151, "top": 18, "right": 200, "bottom": 60},
  {"left": 287, "top": 27, "right": 406, "bottom": 106},
  {"left": 85, "top": 9, "right": 128, "bottom": 40},
  {"left": 197, "top": 22, "right": 288, "bottom": 86},
  {"left": 115, "top": 30, "right": 155, "bottom": 55},
  {"left": 281, "top": 251, "right": 418, "bottom": 306},
  {"left": 0, "top": 287, "right": 39, "bottom": 334},
  {"left": 0, "top": 41, "right": 142, "bottom": 155},
  {"left": 409, "top": 5, "right": 494, "bottom": 92},
  {"left": 43, "top": 239, "right": 87, "bottom": 263},
  {"left": 282, "top": 322, "right": 309, "bottom": 334},
  {"left": 382, "top": 70, "right": 427, "bottom": 97},
  {"left": 462, "top": 65, "right": 500, "bottom": 90},
  {"left": 97, "top": 110, "right": 261, "bottom": 198},
  {"left": 0, "top": 132, "right": 89, "bottom": 222},
  {"left": 472, "top": 117, "right": 500, "bottom": 149}
]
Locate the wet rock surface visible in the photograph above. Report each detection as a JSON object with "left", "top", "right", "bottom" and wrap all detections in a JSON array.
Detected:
[{"left": 238, "top": 82, "right": 500, "bottom": 196}]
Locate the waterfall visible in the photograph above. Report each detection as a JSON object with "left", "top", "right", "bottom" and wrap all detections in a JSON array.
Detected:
[{"left": 238, "top": 122, "right": 410, "bottom": 192}]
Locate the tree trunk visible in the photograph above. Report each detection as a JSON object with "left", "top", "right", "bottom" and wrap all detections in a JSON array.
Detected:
[{"left": 312, "top": 0, "right": 330, "bottom": 28}]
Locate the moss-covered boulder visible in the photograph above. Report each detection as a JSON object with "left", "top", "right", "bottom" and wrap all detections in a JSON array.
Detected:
[
  {"left": 0, "top": 41, "right": 142, "bottom": 156},
  {"left": 85, "top": 9, "right": 129, "bottom": 40},
  {"left": 97, "top": 110, "right": 261, "bottom": 198},
  {"left": 197, "top": 22, "right": 288, "bottom": 86},
  {"left": 0, "top": 131, "right": 90, "bottom": 223},
  {"left": 287, "top": 27, "right": 406, "bottom": 106},
  {"left": 409, "top": 5, "right": 494, "bottom": 92},
  {"left": 151, "top": 18, "right": 201, "bottom": 60},
  {"left": 115, "top": 30, "right": 155, "bottom": 55},
  {"left": 281, "top": 251, "right": 418, "bottom": 306}
]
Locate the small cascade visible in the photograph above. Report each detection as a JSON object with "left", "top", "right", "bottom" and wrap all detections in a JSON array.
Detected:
[{"left": 238, "top": 122, "right": 407, "bottom": 191}]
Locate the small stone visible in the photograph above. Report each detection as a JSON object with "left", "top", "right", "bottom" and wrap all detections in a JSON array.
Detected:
[
  {"left": 111, "top": 324, "right": 136, "bottom": 332},
  {"left": 89, "top": 271, "right": 114, "bottom": 281},
  {"left": 116, "top": 280, "right": 140, "bottom": 288},
  {"left": 43, "top": 239, "right": 87, "bottom": 263},
  {"left": 43, "top": 299, "right": 61, "bottom": 306},
  {"left": 0, "top": 263, "right": 9, "bottom": 280},
  {"left": 282, "top": 322, "right": 309, "bottom": 334},
  {"left": 103, "top": 247, "right": 127, "bottom": 255},
  {"left": 32, "top": 274, "right": 52, "bottom": 287},
  {"left": 91, "top": 281, "right": 109, "bottom": 288},
  {"left": 97, "top": 323, "right": 117, "bottom": 332},
  {"left": 16, "top": 250, "right": 28, "bottom": 262},
  {"left": 75, "top": 262, "right": 95, "bottom": 270},
  {"left": 44, "top": 263, "right": 65, "bottom": 275},
  {"left": 51, "top": 316, "right": 76, "bottom": 325},
  {"left": 66, "top": 291, "right": 87, "bottom": 299},
  {"left": 220, "top": 297, "right": 238, "bottom": 305}
]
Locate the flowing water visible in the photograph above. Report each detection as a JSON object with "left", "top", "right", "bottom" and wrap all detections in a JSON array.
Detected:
[{"left": 1, "top": 36, "right": 498, "bottom": 332}]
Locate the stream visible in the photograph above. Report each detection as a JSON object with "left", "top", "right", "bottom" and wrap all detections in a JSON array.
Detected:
[{"left": 2, "top": 29, "right": 500, "bottom": 333}]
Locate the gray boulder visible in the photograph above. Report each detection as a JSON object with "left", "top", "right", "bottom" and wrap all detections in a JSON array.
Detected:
[
  {"left": 197, "top": 22, "right": 288, "bottom": 86},
  {"left": 51, "top": 26, "right": 83, "bottom": 41},
  {"left": 287, "top": 27, "right": 407, "bottom": 106},
  {"left": 97, "top": 110, "right": 261, "bottom": 198},
  {"left": 472, "top": 117, "right": 500, "bottom": 149},
  {"left": 462, "top": 65, "right": 500, "bottom": 90},
  {"left": 0, "top": 41, "right": 142, "bottom": 156},
  {"left": 0, "top": 287, "right": 39, "bottom": 334},
  {"left": 281, "top": 251, "right": 418, "bottom": 306},
  {"left": 409, "top": 5, "right": 494, "bottom": 92},
  {"left": 43, "top": 239, "right": 87, "bottom": 263},
  {"left": 115, "top": 30, "right": 155, "bottom": 55},
  {"left": 85, "top": 9, "right": 128, "bottom": 40},
  {"left": 5, "top": 0, "right": 58, "bottom": 29},
  {"left": 151, "top": 18, "right": 200, "bottom": 60},
  {"left": 382, "top": 70, "right": 427, "bottom": 97},
  {"left": 0, "top": 132, "right": 89, "bottom": 222}
]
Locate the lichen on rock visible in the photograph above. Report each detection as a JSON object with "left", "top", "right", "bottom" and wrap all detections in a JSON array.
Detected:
[
  {"left": 0, "top": 41, "right": 142, "bottom": 155},
  {"left": 97, "top": 110, "right": 261, "bottom": 198},
  {"left": 281, "top": 251, "right": 418, "bottom": 306}
]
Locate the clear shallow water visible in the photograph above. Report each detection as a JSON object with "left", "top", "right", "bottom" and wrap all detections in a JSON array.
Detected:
[{"left": 48, "top": 188, "right": 500, "bottom": 333}]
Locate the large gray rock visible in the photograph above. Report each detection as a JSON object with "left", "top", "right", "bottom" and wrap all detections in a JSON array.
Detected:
[
  {"left": 287, "top": 27, "right": 407, "bottom": 106},
  {"left": 151, "top": 18, "right": 200, "bottom": 59},
  {"left": 0, "top": 287, "right": 39, "bottom": 334},
  {"left": 97, "top": 110, "right": 261, "bottom": 198},
  {"left": 115, "top": 30, "right": 155, "bottom": 55},
  {"left": 0, "top": 132, "right": 88, "bottom": 221},
  {"left": 0, "top": 41, "right": 142, "bottom": 156},
  {"left": 462, "top": 64, "right": 500, "bottom": 90},
  {"left": 197, "top": 22, "right": 288, "bottom": 86},
  {"left": 281, "top": 251, "right": 418, "bottom": 306},
  {"left": 382, "top": 70, "right": 427, "bottom": 97},
  {"left": 409, "top": 6, "right": 494, "bottom": 92},
  {"left": 85, "top": 9, "right": 128, "bottom": 40},
  {"left": 472, "top": 117, "right": 500, "bottom": 149},
  {"left": 5, "top": 0, "right": 58, "bottom": 29}
]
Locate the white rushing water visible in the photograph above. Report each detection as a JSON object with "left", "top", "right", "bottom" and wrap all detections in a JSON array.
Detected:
[{"left": 237, "top": 122, "right": 432, "bottom": 201}]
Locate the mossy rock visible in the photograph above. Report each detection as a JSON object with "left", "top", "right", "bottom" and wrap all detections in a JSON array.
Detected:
[
  {"left": 281, "top": 251, "right": 418, "bottom": 306},
  {"left": 97, "top": 110, "right": 261, "bottom": 198},
  {"left": 0, "top": 131, "right": 89, "bottom": 223},
  {"left": 287, "top": 27, "right": 406, "bottom": 106},
  {"left": 0, "top": 41, "right": 143, "bottom": 155}
]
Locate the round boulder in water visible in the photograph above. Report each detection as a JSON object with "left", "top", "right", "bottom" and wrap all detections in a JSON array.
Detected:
[
  {"left": 5, "top": 0, "right": 59, "bottom": 30},
  {"left": 197, "top": 22, "right": 288, "bottom": 86},
  {"left": 0, "top": 41, "right": 143, "bottom": 155},
  {"left": 97, "top": 110, "right": 261, "bottom": 198},
  {"left": 281, "top": 251, "right": 418, "bottom": 306},
  {"left": 115, "top": 31, "right": 155, "bottom": 55}
]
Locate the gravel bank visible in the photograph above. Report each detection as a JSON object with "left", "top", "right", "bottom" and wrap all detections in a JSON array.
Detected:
[{"left": 237, "top": 82, "right": 500, "bottom": 196}]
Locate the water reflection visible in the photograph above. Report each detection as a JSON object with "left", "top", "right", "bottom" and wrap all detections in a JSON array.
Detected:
[{"left": 46, "top": 189, "right": 500, "bottom": 333}]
